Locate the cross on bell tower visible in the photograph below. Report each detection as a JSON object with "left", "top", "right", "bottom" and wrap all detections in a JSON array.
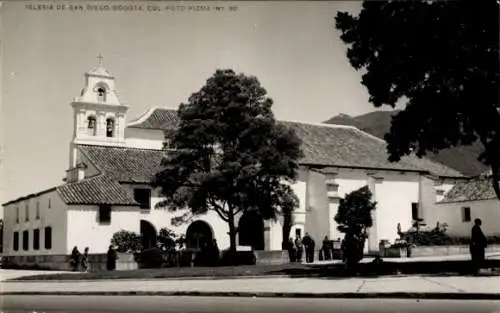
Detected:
[{"left": 97, "top": 54, "right": 104, "bottom": 66}]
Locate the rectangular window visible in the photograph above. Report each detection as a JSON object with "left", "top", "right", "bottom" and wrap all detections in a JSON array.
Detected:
[
  {"left": 13, "top": 232, "right": 19, "bottom": 251},
  {"left": 22, "top": 230, "right": 29, "bottom": 251},
  {"left": 411, "top": 202, "right": 420, "bottom": 220},
  {"left": 48, "top": 198, "right": 51, "bottom": 209},
  {"left": 44, "top": 227, "right": 52, "bottom": 250},
  {"left": 98, "top": 204, "right": 111, "bottom": 223},
  {"left": 16, "top": 206, "right": 19, "bottom": 223},
  {"left": 33, "top": 229, "right": 40, "bottom": 250},
  {"left": 462, "top": 207, "right": 471, "bottom": 222},
  {"left": 36, "top": 201, "right": 40, "bottom": 219},
  {"left": 134, "top": 188, "right": 151, "bottom": 209},
  {"left": 295, "top": 228, "right": 302, "bottom": 238},
  {"left": 25, "top": 204, "right": 29, "bottom": 221}
]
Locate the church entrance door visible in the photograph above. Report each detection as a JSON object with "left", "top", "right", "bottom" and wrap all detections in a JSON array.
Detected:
[{"left": 238, "top": 211, "right": 265, "bottom": 250}]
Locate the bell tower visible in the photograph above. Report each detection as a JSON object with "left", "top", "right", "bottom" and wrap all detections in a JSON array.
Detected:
[{"left": 69, "top": 55, "right": 129, "bottom": 168}]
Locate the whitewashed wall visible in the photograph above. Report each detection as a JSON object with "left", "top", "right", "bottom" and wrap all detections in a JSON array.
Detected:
[
  {"left": 66, "top": 205, "right": 140, "bottom": 254},
  {"left": 290, "top": 171, "right": 307, "bottom": 242},
  {"left": 2, "top": 189, "right": 68, "bottom": 255},
  {"left": 435, "top": 199, "right": 500, "bottom": 237},
  {"left": 124, "top": 128, "right": 164, "bottom": 150},
  {"left": 373, "top": 172, "right": 419, "bottom": 244},
  {"left": 304, "top": 170, "right": 330, "bottom": 245},
  {"left": 303, "top": 168, "right": 427, "bottom": 251}
]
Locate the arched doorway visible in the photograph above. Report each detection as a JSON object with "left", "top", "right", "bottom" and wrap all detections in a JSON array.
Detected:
[
  {"left": 140, "top": 220, "right": 157, "bottom": 250},
  {"left": 185, "top": 220, "right": 213, "bottom": 250},
  {"left": 238, "top": 211, "right": 265, "bottom": 250}
]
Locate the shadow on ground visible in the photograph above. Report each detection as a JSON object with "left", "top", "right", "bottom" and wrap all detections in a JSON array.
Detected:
[
  {"left": 7, "top": 259, "right": 500, "bottom": 282},
  {"left": 269, "top": 259, "right": 500, "bottom": 279}
]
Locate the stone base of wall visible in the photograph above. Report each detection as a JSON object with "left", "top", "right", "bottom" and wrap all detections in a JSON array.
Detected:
[
  {"left": 254, "top": 250, "right": 289, "bottom": 265},
  {"left": 2, "top": 253, "right": 138, "bottom": 272},
  {"left": 410, "top": 245, "right": 500, "bottom": 257}
]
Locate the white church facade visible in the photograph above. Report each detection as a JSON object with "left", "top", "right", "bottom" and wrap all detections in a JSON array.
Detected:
[{"left": 2, "top": 64, "right": 467, "bottom": 261}]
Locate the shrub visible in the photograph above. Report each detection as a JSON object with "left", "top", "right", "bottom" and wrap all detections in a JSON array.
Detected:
[
  {"left": 139, "top": 247, "right": 164, "bottom": 268},
  {"left": 397, "top": 222, "right": 452, "bottom": 246},
  {"left": 219, "top": 250, "right": 256, "bottom": 266},
  {"left": 158, "top": 227, "right": 185, "bottom": 251},
  {"left": 111, "top": 230, "right": 142, "bottom": 253}
]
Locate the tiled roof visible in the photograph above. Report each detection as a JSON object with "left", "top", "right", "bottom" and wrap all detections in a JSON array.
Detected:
[
  {"left": 125, "top": 108, "right": 463, "bottom": 178},
  {"left": 281, "top": 121, "right": 463, "bottom": 178},
  {"left": 57, "top": 174, "right": 138, "bottom": 206},
  {"left": 3, "top": 174, "right": 139, "bottom": 207},
  {"left": 78, "top": 145, "right": 165, "bottom": 183},
  {"left": 127, "top": 107, "right": 178, "bottom": 130},
  {"left": 440, "top": 177, "right": 497, "bottom": 203}
]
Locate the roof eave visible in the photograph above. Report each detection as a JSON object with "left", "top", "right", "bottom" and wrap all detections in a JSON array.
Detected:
[{"left": 3, "top": 187, "right": 59, "bottom": 206}]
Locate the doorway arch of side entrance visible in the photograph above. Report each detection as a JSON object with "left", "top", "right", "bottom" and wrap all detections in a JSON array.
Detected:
[
  {"left": 185, "top": 220, "right": 214, "bottom": 250},
  {"left": 140, "top": 220, "right": 157, "bottom": 250}
]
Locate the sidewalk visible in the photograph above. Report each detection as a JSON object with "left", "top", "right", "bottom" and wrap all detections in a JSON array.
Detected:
[
  {"left": 1, "top": 275, "right": 499, "bottom": 299},
  {"left": 304, "top": 253, "right": 500, "bottom": 266}
]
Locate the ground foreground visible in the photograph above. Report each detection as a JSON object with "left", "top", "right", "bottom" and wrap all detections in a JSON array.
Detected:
[
  {"left": 2, "top": 274, "right": 499, "bottom": 300},
  {"left": 6, "top": 263, "right": 308, "bottom": 281},
  {"left": 8, "top": 254, "right": 500, "bottom": 281},
  {"left": 1, "top": 296, "right": 499, "bottom": 313}
]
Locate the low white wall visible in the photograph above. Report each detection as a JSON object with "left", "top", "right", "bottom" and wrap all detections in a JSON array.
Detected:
[
  {"left": 411, "top": 244, "right": 500, "bottom": 257},
  {"left": 435, "top": 199, "right": 500, "bottom": 237}
]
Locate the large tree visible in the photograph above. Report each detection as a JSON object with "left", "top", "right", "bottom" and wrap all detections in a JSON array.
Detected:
[
  {"left": 335, "top": 0, "right": 500, "bottom": 197},
  {"left": 152, "top": 69, "right": 303, "bottom": 254},
  {"left": 334, "top": 185, "right": 377, "bottom": 266}
]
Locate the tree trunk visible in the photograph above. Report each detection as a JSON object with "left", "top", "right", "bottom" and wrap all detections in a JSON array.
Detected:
[
  {"left": 227, "top": 206, "right": 237, "bottom": 254},
  {"left": 479, "top": 136, "right": 500, "bottom": 200},
  {"left": 281, "top": 212, "right": 292, "bottom": 250},
  {"left": 489, "top": 162, "right": 500, "bottom": 200}
]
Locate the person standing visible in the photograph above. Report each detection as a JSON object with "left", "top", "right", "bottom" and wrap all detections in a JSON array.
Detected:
[
  {"left": 80, "top": 247, "right": 89, "bottom": 272},
  {"left": 287, "top": 237, "right": 296, "bottom": 263},
  {"left": 322, "top": 236, "right": 332, "bottom": 261},
  {"left": 295, "top": 236, "right": 303, "bottom": 263},
  {"left": 302, "top": 233, "right": 312, "bottom": 263},
  {"left": 309, "top": 237, "right": 316, "bottom": 263},
  {"left": 70, "top": 246, "right": 81, "bottom": 272},
  {"left": 106, "top": 245, "right": 118, "bottom": 271},
  {"left": 470, "top": 218, "right": 487, "bottom": 274}
]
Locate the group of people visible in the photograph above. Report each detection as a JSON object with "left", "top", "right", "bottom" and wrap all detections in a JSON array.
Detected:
[
  {"left": 70, "top": 246, "right": 90, "bottom": 272},
  {"left": 287, "top": 233, "right": 340, "bottom": 263},
  {"left": 70, "top": 245, "right": 118, "bottom": 272}
]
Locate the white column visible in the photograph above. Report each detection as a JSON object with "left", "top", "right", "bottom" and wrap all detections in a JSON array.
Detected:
[
  {"left": 97, "top": 112, "right": 106, "bottom": 137},
  {"left": 367, "top": 175, "right": 383, "bottom": 253},
  {"left": 326, "top": 173, "right": 341, "bottom": 241},
  {"left": 263, "top": 220, "right": 272, "bottom": 250},
  {"left": 77, "top": 110, "right": 86, "bottom": 136},
  {"left": 117, "top": 113, "right": 124, "bottom": 141}
]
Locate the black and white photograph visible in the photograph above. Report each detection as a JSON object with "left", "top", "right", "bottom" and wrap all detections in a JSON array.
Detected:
[{"left": 0, "top": 1, "right": 499, "bottom": 312}]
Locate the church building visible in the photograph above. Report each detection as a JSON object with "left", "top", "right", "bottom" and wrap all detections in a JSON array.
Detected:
[{"left": 2, "top": 63, "right": 466, "bottom": 263}]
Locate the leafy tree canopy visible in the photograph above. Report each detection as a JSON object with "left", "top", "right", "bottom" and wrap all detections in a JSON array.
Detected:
[
  {"left": 335, "top": 0, "right": 500, "bottom": 197},
  {"left": 111, "top": 230, "right": 142, "bottom": 253},
  {"left": 335, "top": 185, "right": 376, "bottom": 236},
  {"left": 152, "top": 69, "right": 303, "bottom": 252}
]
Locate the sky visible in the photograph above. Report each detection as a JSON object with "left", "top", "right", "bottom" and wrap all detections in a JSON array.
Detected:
[{"left": 1, "top": 1, "right": 384, "bottom": 204}]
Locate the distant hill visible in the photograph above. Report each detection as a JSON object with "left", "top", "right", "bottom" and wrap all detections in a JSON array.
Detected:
[{"left": 325, "top": 111, "right": 487, "bottom": 177}]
